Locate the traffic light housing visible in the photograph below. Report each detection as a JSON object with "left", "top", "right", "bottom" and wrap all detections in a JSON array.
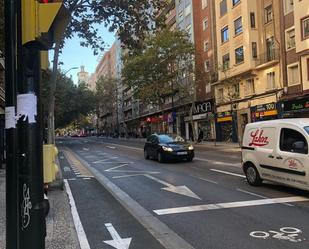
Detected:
[{"left": 22, "top": 0, "right": 68, "bottom": 49}]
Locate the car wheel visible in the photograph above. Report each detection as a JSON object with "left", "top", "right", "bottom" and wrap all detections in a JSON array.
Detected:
[
  {"left": 144, "top": 149, "right": 149, "bottom": 160},
  {"left": 245, "top": 164, "right": 262, "bottom": 186},
  {"left": 187, "top": 157, "right": 193, "bottom": 162},
  {"left": 157, "top": 152, "right": 164, "bottom": 163}
]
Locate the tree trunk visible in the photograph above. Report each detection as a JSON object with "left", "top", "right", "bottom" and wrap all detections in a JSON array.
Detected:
[{"left": 47, "top": 41, "right": 61, "bottom": 144}]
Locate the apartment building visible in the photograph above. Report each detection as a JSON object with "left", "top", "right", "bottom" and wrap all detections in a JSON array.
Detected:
[
  {"left": 280, "top": 0, "right": 309, "bottom": 118},
  {"left": 214, "top": 0, "right": 283, "bottom": 143}
]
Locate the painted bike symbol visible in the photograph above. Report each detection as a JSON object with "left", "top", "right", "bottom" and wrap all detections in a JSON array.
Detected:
[
  {"left": 250, "top": 227, "right": 305, "bottom": 243},
  {"left": 21, "top": 184, "right": 32, "bottom": 230}
]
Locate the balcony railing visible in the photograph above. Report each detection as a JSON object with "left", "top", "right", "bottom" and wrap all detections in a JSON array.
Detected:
[{"left": 254, "top": 49, "right": 279, "bottom": 67}]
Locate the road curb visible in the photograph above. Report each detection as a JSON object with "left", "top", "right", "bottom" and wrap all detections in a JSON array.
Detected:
[{"left": 64, "top": 147, "right": 196, "bottom": 249}]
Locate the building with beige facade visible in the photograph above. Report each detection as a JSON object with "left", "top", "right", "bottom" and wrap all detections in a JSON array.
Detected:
[{"left": 214, "top": 0, "right": 283, "bottom": 143}]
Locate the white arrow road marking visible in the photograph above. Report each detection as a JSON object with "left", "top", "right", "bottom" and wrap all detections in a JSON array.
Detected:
[
  {"left": 105, "top": 164, "right": 129, "bottom": 172},
  {"left": 106, "top": 146, "right": 116, "bottom": 149},
  {"left": 113, "top": 173, "right": 160, "bottom": 179},
  {"left": 63, "top": 167, "right": 71, "bottom": 172},
  {"left": 83, "top": 148, "right": 89, "bottom": 151},
  {"left": 210, "top": 169, "right": 245, "bottom": 178},
  {"left": 93, "top": 157, "right": 118, "bottom": 164},
  {"left": 153, "top": 196, "right": 309, "bottom": 215},
  {"left": 145, "top": 174, "right": 201, "bottom": 200},
  {"left": 103, "top": 223, "right": 132, "bottom": 249}
]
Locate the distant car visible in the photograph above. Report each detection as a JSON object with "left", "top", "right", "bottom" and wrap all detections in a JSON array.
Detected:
[{"left": 144, "top": 134, "right": 194, "bottom": 163}]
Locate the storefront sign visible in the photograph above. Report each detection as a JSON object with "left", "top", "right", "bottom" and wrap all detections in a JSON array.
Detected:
[
  {"left": 283, "top": 98, "right": 309, "bottom": 112},
  {"left": 193, "top": 101, "right": 213, "bottom": 114},
  {"left": 251, "top": 102, "right": 278, "bottom": 120},
  {"left": 217, "top": 111, "right": 232, "bottom": 123}
]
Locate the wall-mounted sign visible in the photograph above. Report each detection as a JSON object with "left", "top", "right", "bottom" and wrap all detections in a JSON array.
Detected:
[
  {"left": 193, "top": 100, "right": 213, "bottom": 114},
  {"left": 283, "top": 98, "right": 309, "bottom": 112},
  {"left": 251, "top": 102, "right": 278, "bottom": 120}
]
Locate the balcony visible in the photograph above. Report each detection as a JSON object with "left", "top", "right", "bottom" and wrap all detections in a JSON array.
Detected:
[{"left": 254, "top": 49, "right": 279, "bottom": 70}]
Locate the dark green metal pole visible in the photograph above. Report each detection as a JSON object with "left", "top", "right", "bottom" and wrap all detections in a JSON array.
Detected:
[
  {"left": 16, "top": 0, "right": 46, "bottom": 247},
  {"left": 5, "top": 0, "right": 19, "bottom": 248}
]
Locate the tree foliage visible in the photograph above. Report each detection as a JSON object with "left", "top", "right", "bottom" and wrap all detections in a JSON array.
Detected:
[
  {"left": 41, "top": 70, "right": 95, "bottom": 129},
  {"left": 122, "top": 29, "right": 195, "bottom": 106},
  {"left": 95, "top": 76, "right": 117, "bottom": 114}
]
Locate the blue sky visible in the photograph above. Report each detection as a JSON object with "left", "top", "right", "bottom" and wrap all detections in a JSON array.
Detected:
[{"left": 53, "top": 26, "right": 115, "bottom": 84}]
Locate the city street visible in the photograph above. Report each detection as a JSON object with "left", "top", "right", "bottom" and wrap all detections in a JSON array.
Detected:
[{"left": 57, "top": 137, "right": 309, "bottom": 249}]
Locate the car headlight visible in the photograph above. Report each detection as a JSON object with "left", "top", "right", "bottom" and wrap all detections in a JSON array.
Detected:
[
  {"left": 162, "top": 146, "right": 173, "bottom": 152},
  {"left": 188, "top": 145, "right": 194, "bottom": 150}
]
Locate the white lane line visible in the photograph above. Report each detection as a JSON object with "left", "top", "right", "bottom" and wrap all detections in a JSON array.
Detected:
[
  {"left": 153, "top": 196, "right": 309, "bottom": 216},
  {"left": 83, "top": 178, "right": 91, "bottom": 180},
  {"left": 105, "top": 164, "right": 129, "bottom": 172},
  {"left": 196, "top": 177, "right": 218, "bottom": 185},
  {"left": 237, "top": 189, "right": 294, "bottom": 207},
  {"left": 64, "top": 180, "right": 91, "bottom": 249},
  {"left": 93, "top": 157, "right": 118, "bottom": 163},
  {"left": 195, "top": 157, "right": 240, "bottom": 167},
  {"left": 210, "top": 169, "right": 245, "bottom": 178},
  {"left": 67, "top": 178, "right": 77, "bottom": 181},
  {"left": 113, "top": 174, "right": 150, "bottom": 179}
]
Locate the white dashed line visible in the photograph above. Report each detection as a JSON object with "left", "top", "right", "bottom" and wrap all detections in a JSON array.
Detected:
[{"left": 210, "top": 169, "right": 245, "bottom": 178}]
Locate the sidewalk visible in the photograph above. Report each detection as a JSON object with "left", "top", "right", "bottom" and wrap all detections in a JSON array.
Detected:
[{"left": 0, "top": 169, "right": 80, "bottom": 249}]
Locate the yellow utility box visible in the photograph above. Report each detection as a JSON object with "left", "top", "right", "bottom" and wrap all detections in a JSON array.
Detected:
[{"left": 43, "top": 144, "right": 59, "bottom": 184}]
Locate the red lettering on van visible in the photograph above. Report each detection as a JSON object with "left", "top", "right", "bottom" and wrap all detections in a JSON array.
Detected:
[{"left": 249, "top": 130, "right": 269, "bottom": 147}]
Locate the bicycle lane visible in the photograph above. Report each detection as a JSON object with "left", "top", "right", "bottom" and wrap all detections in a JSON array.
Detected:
[{"left": 58, "top": 149, "right": 169, "bottom": 249}]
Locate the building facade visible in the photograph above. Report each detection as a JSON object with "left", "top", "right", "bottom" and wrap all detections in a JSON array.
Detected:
[{"left": 77, "top": 65, "right": 90, "bottom": 85}]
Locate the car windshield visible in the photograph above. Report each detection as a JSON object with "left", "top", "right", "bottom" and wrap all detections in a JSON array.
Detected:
[
  {"left": 158, "top": 134, "right": 185, "bottom": 143},
  {"left": 305, "top": 126, "right": 309, "bottom": 135}
]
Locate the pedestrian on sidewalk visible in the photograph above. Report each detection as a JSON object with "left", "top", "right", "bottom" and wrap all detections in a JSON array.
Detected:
[{"left": 198, "top": 128, "right": 204, "bottom": 143}]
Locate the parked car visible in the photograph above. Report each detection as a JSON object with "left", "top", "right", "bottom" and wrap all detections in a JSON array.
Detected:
[
  {"left": 242, "top": 119, "right": 309, "bottom": 191},
  {"left": 144, "top": 134, "right": 194, "bottom": 163}
]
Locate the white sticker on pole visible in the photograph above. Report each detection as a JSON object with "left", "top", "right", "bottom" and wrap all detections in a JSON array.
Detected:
[
  {"left": 16, "top": 93, "right": 37, "bottom": 124},
  {"left": 5, "top": 106, "right": 16, "bottom": 129}
]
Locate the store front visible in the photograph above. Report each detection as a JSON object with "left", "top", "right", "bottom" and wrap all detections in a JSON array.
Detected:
[
  {"left": 251, "top": 102, "right": 278, "bottom": 122},
  {"left": 281, "top": 97, "right": 309, "bottom": 118},
  {"left": 184, "top": 100, "right": 215, "bottom": 141},
  {"left": 216, "top": 111, "right": 238, "bottom": 143}
]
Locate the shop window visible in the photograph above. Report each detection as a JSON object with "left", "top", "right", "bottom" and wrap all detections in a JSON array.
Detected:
[
  {"left": 235, "top": 46, "right": 244, "bottom": 64},
  {"left": 234, "top": 17, "right": 243, "bottom": 35},
  {"left": 266, "top": 71, "right": 276, "bottom": 90},
  {"left": 220, "top": 0, "right": 227, "bottom": 16},
  {"left": 221, "top": 26, "right": 229, "bottom": 43},
  {"left": 264, "top": 5, "right": 273, "bottom": 24},
  {"left": 302, "top": 16, "right": 309, "bottom": 40},
  {"left": 287, "top": 64, "right": 300, "bottom": 86},
  {"left": 280, "top": 128, "right": 308, "bottom": 154},
  {"left": 217, "top": 88, "right": 224, "bottom": 102},
  {"left": 286, "top": 28, "right": 295, "bottom": 50}
]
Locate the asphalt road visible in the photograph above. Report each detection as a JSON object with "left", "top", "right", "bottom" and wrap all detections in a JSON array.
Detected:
[{"left": 57, "top": 137, "right": 309, "bottom": 249}]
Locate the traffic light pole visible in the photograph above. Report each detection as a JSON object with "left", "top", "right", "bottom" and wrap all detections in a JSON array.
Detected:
[
  {"left": 17, "top": 0, "right": 46, "bottom": 247},
  {"left": 5, "top": 0, "right": 19, "bottom": 248}
]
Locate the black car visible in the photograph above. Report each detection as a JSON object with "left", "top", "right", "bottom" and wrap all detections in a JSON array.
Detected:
[{"left": 144, "top": 134, "right": 194, "bottom": 163}]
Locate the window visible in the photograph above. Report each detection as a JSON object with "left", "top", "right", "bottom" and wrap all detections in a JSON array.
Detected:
[
  {"left": 217, "top": 88, "right": 224, "bottom": 102},
  {"left": 178, "top": 11, "right": 184, "bottom": 21},
  {"left": 184, "top": 5, "right": 191, "bottom": 16},
  {"left": 220, "top": 0, "right": 227, "bottom": 16},
  {"left": 266, "top": 37, "right": 275, "bottom": 61},
  {"left": 235, "top": 46, "right": 244, "bottom": 64},
  {"left": 264, "top": 5, "right": 273, "bottom": 24},
  {"left": 305, "top": 126, "right": 309, "bottom": 135},
  {"left": 280, "top": 128, "right": 308, "bottom": 154},
  {"left": 234, "top": 17, "right": 243, "bottom": 35},
  {"left": 232, "top": 0, "right": 240, "bottom": 6},
  {"left": 252, "top": 42, "right": 257, "bottom": 59},
  {"left": 307, "top": 58, "right": 309, "bottom": 81},
  {"left": 286, "top": 28, "right": 295, "bottom": 50},
  {"left": 302, "top": 16, "right": 309, "bottom": 40},
  {"left": 231, "top": 84, "right": 240, "bottom": 98},
  {"left": 250, "top": 12, "right": 256, "bottom": 28},
  {"left": 266, "top": 71, "right": 276, "bottom": 90},
  {"left": 245, "top": 79, "right": 255, "bottom": 96},
  {"left": 206, "top": 83, "right": 211, "bottom": 93},
  {"left": 203, "top": 18, "right": 208, "bottom": 30},
  {"left": 204, "top": 40, "right": 209, "bottom": 51},
  {"left": 204, "top": 60, "right": 210, "bottom": 72},
  {"left": 202, "top": 0, "right": 208, "bottom": 9},
  {"left": 221, "top": 26, "right": 229, "bottom": 43},
  {"left": 284, "top": 0, "right": 294, "bottom": 14},
  {"left": 222, "top": 53, "right": 230, "bottom": 70},
  {"left": 287, "top": 64, "right": 300, "bottom": 86}
]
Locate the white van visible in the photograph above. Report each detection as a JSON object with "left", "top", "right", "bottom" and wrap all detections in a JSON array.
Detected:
[{"left": 242, "top": 119, "right": 309, "bottom": 190}]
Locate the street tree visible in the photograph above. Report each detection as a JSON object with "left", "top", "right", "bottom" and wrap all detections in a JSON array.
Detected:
[
  {"left": 122, "top": 29, "right": 197, "bottom": 138},
  {"left": 46, "top": 0, "right": 167, "bottom": 144}
]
